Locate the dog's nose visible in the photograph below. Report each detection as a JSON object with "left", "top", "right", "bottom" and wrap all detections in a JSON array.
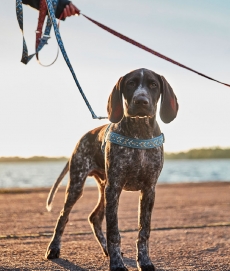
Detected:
[{"left": 133, "top": 96, "right": 149, "bottom": 106}]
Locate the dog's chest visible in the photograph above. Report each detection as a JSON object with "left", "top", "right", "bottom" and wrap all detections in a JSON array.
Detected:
[{"left": 108, "top": 145, "right": 163, "bottom": 191}]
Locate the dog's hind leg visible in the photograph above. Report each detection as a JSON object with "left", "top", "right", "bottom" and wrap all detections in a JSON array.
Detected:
[
  {"left": 88, "top": 174, "right": 107, "bottom": 256},
  {"left": 45, "top": 164, "right": 89, "bottom": 259}
]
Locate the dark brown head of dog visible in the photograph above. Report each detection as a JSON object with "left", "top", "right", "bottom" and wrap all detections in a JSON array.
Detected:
[{"left": 107, "top": 68, "right": 178, "bottom": 123}]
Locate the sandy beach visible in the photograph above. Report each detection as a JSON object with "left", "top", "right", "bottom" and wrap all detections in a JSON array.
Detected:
[{"left": 0, "top": 182, "right": 230, "bottom": 271}]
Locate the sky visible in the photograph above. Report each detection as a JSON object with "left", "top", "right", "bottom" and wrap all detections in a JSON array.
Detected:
[{"left": 0, "top": 0, "right": 230, "bottom": 157}]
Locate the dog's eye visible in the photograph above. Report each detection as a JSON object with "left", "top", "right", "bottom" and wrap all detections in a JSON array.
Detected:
[
  {"left": 149, "top": 82, "right": 157, "bottom": 88},
  {"left": 128, "top": 81, "right": 136, "bottom": 87}
]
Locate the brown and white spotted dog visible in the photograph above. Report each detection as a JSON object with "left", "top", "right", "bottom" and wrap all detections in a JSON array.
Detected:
[{"left": 45, "top": 68, "right": 178, "bottom": 271}]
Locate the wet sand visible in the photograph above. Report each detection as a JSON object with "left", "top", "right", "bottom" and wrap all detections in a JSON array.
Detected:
[{"left": 0, "top": 182, "right": 230, "bottom": 270}]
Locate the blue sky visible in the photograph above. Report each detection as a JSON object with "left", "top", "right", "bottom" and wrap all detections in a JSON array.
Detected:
[{"left": 1, "top": 0, "right": 230, "bottom": 157}]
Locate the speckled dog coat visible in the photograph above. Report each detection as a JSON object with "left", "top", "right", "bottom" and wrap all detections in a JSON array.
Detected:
[{"left": 45, "top": 68, "right": 179, "bottom": 271}]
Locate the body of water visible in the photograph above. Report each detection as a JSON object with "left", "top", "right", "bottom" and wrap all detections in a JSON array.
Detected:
[{"left": 0, "top": 159, "right": 230, "bottom": 189}]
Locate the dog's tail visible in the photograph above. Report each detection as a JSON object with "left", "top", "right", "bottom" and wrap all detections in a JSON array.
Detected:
[{"left": 46, "top": 161, "right": 69, "bottom": 212}]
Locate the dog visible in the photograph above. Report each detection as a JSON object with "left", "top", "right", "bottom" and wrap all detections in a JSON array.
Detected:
[{"left": 44, "top": 68, "right": 178, "bottom": 271}]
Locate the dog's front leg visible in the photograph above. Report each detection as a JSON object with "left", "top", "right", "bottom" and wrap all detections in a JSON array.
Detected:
[
  {"left": 136, "top": 186, "right": 156, "bottom": 271},
  {"left": 105, "top": 183, "right": 128, "bottom": 271}
]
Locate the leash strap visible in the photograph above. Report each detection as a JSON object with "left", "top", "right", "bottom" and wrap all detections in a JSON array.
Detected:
[
  {"left": 16, "top": 0, "right": 58, "bottom": 64},
  {"left": 45, "top": 0, "right": 107, "bottom": 119},
  {"left": 101, "top": 124, "right": 112, "bottom": 153},
  {"left": 82, "top": 14, "right": 230, "bottom": 88},
  {"left": 16, "top": 0, "right": 106, "bottom": 119},
  {"left": 36, "top": 0, "right": 59, "bottom": 66},
  {"left": 35, "top": 0, "right": 48, "bottom": 50}
]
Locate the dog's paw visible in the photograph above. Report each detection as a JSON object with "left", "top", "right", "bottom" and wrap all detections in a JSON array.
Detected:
[
  {"left": 138, "top": 264, "right": 156, "bottom": 271},
  {"left": 45, "top": 247, "right": 60, "bottom": 259}
]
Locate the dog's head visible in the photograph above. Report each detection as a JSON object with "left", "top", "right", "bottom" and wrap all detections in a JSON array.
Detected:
[{"left": 107, "top": 68, "right": 178, "bottom": 123}]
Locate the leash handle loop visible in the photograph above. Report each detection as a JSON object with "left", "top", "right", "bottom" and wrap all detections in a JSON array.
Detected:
[
  {"left": 36, "top": 0, "right": 59, "bottom": 67},
  {"left": 16, "top": 0, "right": 58, "bottom": 65}
]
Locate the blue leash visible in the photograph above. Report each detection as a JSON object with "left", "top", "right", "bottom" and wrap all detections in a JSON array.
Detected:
[
  {"left": 16, "top": 0, "right": 58, "bottom": 64},
  {"left": 16, "top": 0, "right": 107, "bottom": 120},
  {"left": 45, "top": 0, "right": 107, "bottom": 119}
]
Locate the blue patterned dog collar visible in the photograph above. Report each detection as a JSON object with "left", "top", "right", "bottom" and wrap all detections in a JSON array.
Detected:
[{"left": 102, "top": 125, "right": 164, "bottom": 153}]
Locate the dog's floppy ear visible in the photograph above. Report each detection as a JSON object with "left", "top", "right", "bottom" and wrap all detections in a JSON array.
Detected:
[
  {"left": 107, "top": 77, "right": 124, "bottom": 123},
  {"left": 159, "top": 76, "right": 179, "bottom": 123}
]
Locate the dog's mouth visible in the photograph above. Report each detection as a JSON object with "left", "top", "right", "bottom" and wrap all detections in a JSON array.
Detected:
[
  {"left": 130, "top": 115, "right": 153, "bottom": 118},
  {"left": 128, "top": 114, "right": 155, "bottom": 125},
  {"left": 129, "top": 111, "right": 154, "bottom": 118}
]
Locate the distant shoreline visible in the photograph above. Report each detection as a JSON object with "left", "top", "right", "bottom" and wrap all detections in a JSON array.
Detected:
[
  {"left": 165, "top": 147, "right": 230, "bottom": 159},
  {"left": 1, "top": 147, "right": 230, "bottom": 162},
  {"left": 0, "top": 156, "right": 68, "bottom": 163}
]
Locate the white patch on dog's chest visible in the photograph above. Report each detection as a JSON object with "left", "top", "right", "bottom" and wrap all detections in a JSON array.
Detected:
[{"left": 139, "top": 150, "right": 147, "bottom": 167}]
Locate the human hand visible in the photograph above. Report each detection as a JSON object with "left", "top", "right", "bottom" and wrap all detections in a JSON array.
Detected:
[{"left": 60, "top": 2, "right": 80, "bottom": 19}]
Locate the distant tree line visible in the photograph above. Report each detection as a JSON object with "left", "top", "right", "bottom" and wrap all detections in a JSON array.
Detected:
[
  {"left": 1, "top": 148, "right": 230, "bottom": 162},
  {"left": 165, "top": 147, "right": 230, "bottom": 159},
  {"left": 0, "top": 156, "right": 68, "bottom": 162}
]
